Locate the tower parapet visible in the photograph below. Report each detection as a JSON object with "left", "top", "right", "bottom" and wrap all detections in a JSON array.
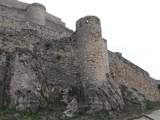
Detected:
[
  {"left": 76, "top": 16, "right": 101, "bottom": 33},
  {"left": 26, "top": 3, "right": 46, "bottom": 25},
  {"left": 75, "top": 16, "right": 108, "bottom": 81}
]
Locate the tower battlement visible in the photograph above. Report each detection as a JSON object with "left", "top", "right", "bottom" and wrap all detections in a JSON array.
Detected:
[
  {"left": 26, "top": 3, "right": 46, "bottom": 25},
  {"left": 76, "top": 16, "right": 101, "bottom": 32}
]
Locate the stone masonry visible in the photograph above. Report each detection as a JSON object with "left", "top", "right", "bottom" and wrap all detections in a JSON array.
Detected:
[
  {"left": 0, "top": 0, "right": 159, "bottom": 115},
  {"left": 108, "top": 51, "right": 160, "bottom": 101}
]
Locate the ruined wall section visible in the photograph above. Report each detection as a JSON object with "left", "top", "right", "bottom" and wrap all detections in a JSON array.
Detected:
[
  {"left": 0, "top": 0, "right": 27, "bottom": 9},
  {"left": 0, "top": 15, "right": 72, "bottom": 47},
  {"left": 0, "top": 3, "right": 26, "bottom": 21},
  {"left": 8, "top": 38, "right": 77, "bottom": 110},
  {"left": 35, "top": 37, "right": 78, "bottom": 88},
  {"left": 108, "top": 51, "right": 160, "bottom": 101},
  {"left": 0, "top": 9, "right": 75, "bottom": 109},
  {"left": 0, "top": 0, "right": 65, "bottom": 27},
  {"left": 0, "top": 22, "right": 76, "bottom": 110}
]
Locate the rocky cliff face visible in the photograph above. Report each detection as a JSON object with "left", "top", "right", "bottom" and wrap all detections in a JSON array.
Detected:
[{"left": 0, "top": 0, "right": 159, "bottom": 117}]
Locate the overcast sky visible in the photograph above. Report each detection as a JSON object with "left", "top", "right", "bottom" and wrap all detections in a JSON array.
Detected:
[{"left": 20, "top": 0, "right": 160, "bottom": 80}]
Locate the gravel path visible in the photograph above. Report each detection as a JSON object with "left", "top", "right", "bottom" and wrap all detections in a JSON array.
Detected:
[{"left": 134, "top": 110, "right": 160, "bottom": 120}]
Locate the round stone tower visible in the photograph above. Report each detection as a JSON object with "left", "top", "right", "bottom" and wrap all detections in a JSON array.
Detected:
[
  {"left": 76, "top": 16, "right": 108, "bottom": 82},
  {"left": 26, "top": 3, "right": 46, "bottom": 25}
]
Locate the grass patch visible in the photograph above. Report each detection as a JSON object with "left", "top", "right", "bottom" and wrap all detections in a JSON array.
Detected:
[
  {"left": 0, "top": 101, "right": 160, "bottom": 120},
  {"left": 144, "top": 100, "right": 160, "bottom": 110},
  {"left": 0, "top": 107, "right": 41, "bottom": 120},
  {"left": 0, "top": 106, "right": 113, "bottom": 120}
]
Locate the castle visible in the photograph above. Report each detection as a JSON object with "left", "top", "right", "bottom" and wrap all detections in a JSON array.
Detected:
[{"left": 0, "top": 0, "right": 159, "bottom": 115}]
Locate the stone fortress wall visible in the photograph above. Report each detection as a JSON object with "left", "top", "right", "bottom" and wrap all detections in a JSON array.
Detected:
[
  {"left": 108, "top": 51, "right": 160, "bottom": 101},
  {"left": 0, "top": 0, "right": 65, "bottom": 26},
  {"left": 0, "top": 0, "right": 159, "bottom": 113},
  {"left": 0, "top": 0, "right": 74, "bottom": 108}
]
